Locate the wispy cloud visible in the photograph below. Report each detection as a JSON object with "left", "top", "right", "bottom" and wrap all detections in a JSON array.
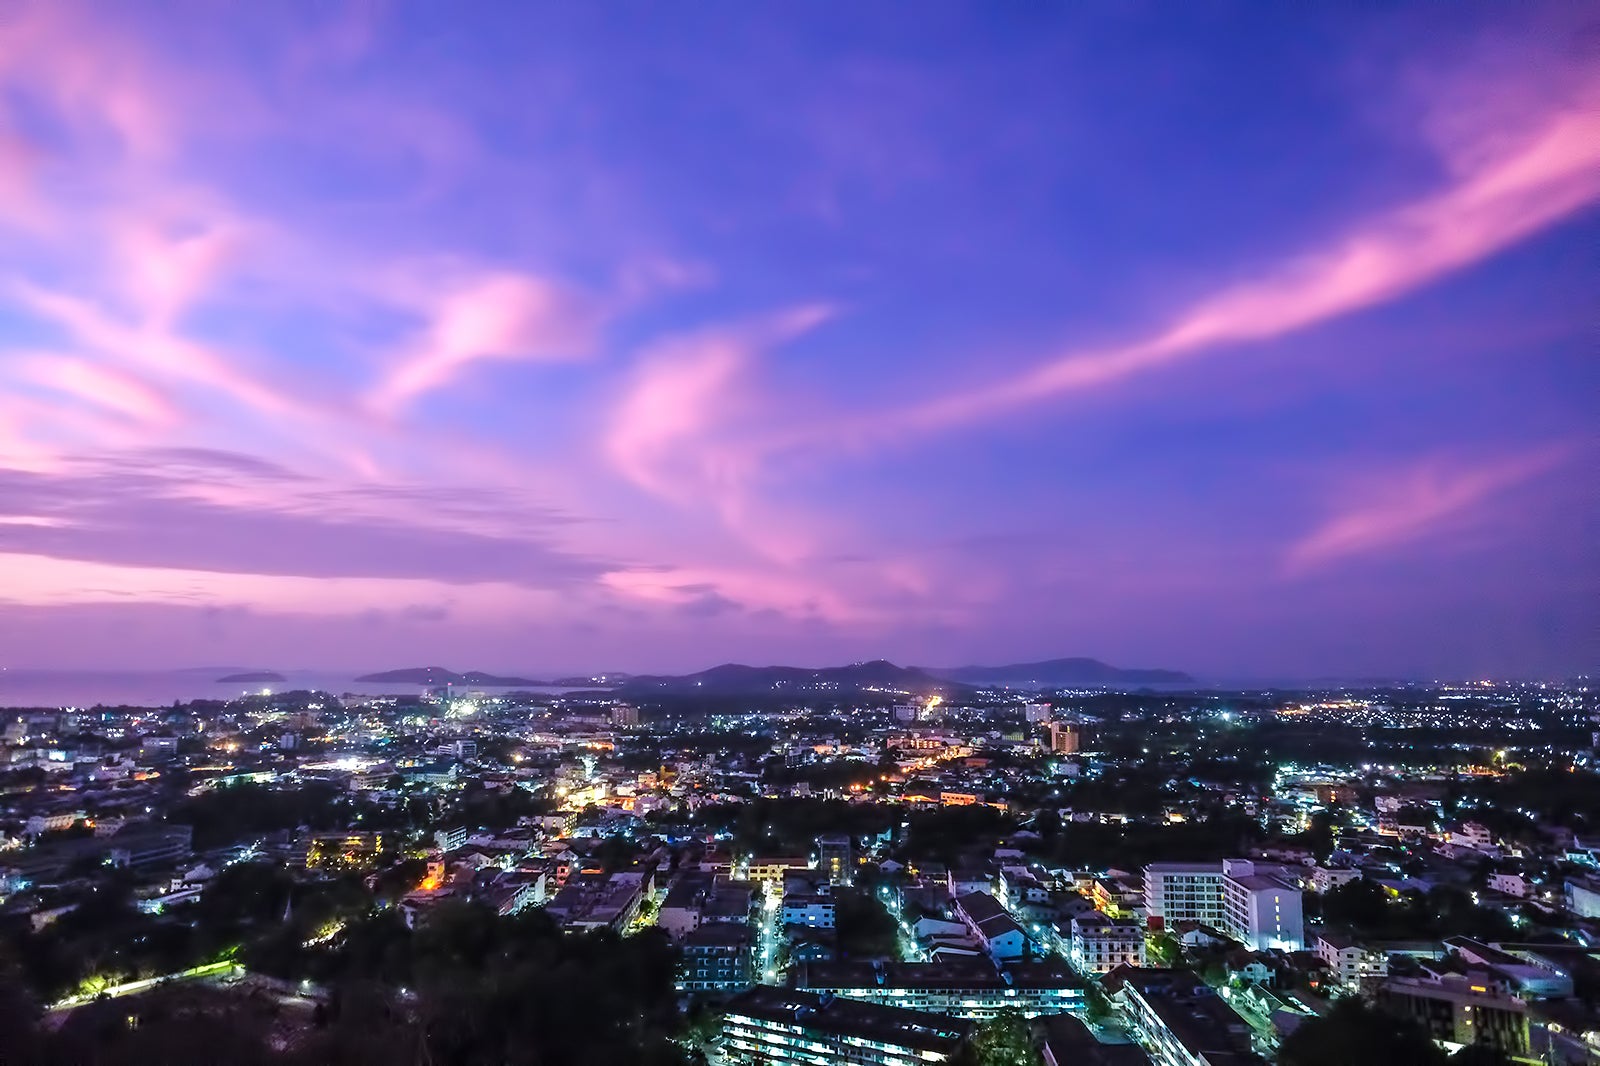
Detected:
[
  {"left": 862, "top": 79, "right": 1600, "bottom": 439},
  {"left": 607, "top": 304, "right": 832, "bottom": 505},
  {"left": 367, "top": 272, "right": 600, "bottom": 415},
  {"left": 1285, "top": 446, "right": 1575, "bottom": 573},
  {"left": 15, "top": 355, "right": 178, "bottom": 427}
]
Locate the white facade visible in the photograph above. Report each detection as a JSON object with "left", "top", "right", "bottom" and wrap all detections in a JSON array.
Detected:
[
  {"left": 1144, "top": 862, "right": 1226, "bottom": 927},
  {"left": 1450, "top": 822, "right": 1494, "bottom": 850},
  {"left": 1315, "top": 931, "right": 1387, "bottom": 988},
  {"left": 1310, "top": 866, "right": 1361, "bottom": 894},
  {"left": 1070, "top": 915, "right": 1146, "bottom": 974},
  {"left": 781, "top": 896, "right": 837, "bottom": 929},
  {"left": 1567, "top": 879, "right": 1600, "bottom": 918},
  {"left": 1145, "top": 859, "right": 1303, "bottom": 951},
  {"left": 1488, "top": 872, "right": 1528, "bottom": 898}
]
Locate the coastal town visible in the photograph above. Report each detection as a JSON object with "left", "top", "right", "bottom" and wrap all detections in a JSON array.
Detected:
[{"left": 2, "top": 675, "right": 1597, "bottom": 1065}]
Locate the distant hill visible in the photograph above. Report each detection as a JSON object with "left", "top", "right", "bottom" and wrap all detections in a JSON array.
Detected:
[
  {"left": 215, "top": 671, "right": 287, "bottom": 684},
  {"left": 353, "top": 666, "right": 546, "bottom": 687},
  {"left": 617, "top": 660, "right": 964, "bottom": 698},
  {"left": 550, "top": 673, "right": 633, "bottom": 687},
  {"left": 922, "top": 657, "right": 1193, "bottom": 688}
]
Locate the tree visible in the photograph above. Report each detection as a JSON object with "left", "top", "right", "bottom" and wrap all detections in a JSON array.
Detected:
[
  {"left": 1278, "top": 997, "right": 1446, "bottom": 1066},
  {"left": 966, "top": 1009, "right": 1040, "bottom": 1066},
  {"left": 1081, "top": 982, "right": 1113, "bottom": 1026}
]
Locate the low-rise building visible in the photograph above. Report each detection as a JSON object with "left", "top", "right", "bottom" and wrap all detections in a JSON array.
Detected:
[
  {"left": 1377, "top": 973, "right": 1531, "bottom": 1061},
  {"left": 796, "top": 957, "right": 1083, "bottom": 1020},
  {"left": 679, "top": 924, "right": 753, "bottom": 994},
  {"left": 1104, "top": 967, "right": 1263, "bottom": 1066},
  {"left": 721, "top": 986, "right": 972, "bottom": 1066},
  {"left": 1071, "top": 913, "right": 1146, "bottom": 974},
  {"left": 954, "top": 890, "right": 1031, "bottom": 961},
  {"left": 782, "top": 893, "right": 836, "bottom": 930},
  {"left": 1314, "top": 929, "right": 1388, "bottom": 989}
]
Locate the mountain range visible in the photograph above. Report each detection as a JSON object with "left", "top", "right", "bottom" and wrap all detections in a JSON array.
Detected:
[
  {"left": 920, "top": 657, "right": 1192, "bottom": 687},
  {"left": 341, "top": 656, "right": 1191, "bottom": 696},
  {"left": 611, "top": 656, "right": 1190, "bottom": 697},
  {"left": 353, "top": 666, "right": 545, "bottom": 687}
]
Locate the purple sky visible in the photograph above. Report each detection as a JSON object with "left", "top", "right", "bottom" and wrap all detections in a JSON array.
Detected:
[{"left": 0, "top": 2, "right": 1595, "bottom": 680}]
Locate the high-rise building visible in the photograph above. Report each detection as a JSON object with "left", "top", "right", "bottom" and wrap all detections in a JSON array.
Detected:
[
  {"left": 1048, "top": 722, "right": 1080, "bottom": 755},
  {"left": 816, "top": 833, "right": 854, "bottom": 885},
  {"left": 1024, "top": 703, "right": 1053, "bottom": 723},
  {"left": 1144, "top": 859, "right": 1303, "bottom": 951},
  {"left": 610, "top": 704, "right": 640, "bottom": 727}
]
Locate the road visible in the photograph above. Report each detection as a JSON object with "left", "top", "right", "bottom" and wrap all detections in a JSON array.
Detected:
[{"left": 47, "top": 960, "right": 243, "bottom": 1012}]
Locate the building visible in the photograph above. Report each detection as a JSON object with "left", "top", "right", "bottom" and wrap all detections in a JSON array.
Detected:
[
  {"left": 1447, "top": 822, "right": 1494, "bottom": 851},
  {"left": 1377, "top": 974, "right": 1531, "bottom": 1060},
  {"left": 1048, "top": 722, "right": 1081, "bottom": 755},
  {"left": 678, "top": 924, "right": 754, "bottom": 994},
  {"left": 746, "top": 855, "right": 811, "bottom": 887},
  {"left": 954, "top": 891, "right": 1031, "bottom": 961},
  {"left": 1041, "top": 1013, "right": 1150, "bottom": 1066},
  {"left": 1565, "top": 877, "right": 1600, "bottom": 918},
  {"left": 722, "top": 987, "right": 972, "bottom": 1066},
  {"left": 1314, "top": 929, "right": 1388, "bottom": 989},
  {"left": 1024, "top": 704, "right": 1053, "bottom": 724},
  {"left": 782, "top": 893, "right": 837, "bottom": 930},
  {"left": 798, "top": 958, "right": 1083, "bottom": 1020},
  {"left": 106, "top": 825, "right": 193, "bottom": 870},
  {"left": 1144, "top": 860, "right": 1303, "bottom": 951},
  {"left": 1071, "top": 914, "right": 1147, "bottom": 974},
  {"left": 659, "top": 872, "right": 756, "bottom": 939},
  {"left": 816, "top": 834, "right": 854, "bottom": 885},
  {"left": 1309, "top": 865, "right": 1361, "bottom": 894},
  {"left": 610, "top": 704, "right": 640, "bottom": 728},
  {"left": 1104, "top": 967, "right": 1263, "bottom": 1066},
  {"left": 1443, "top": 937, "right": 1574, "bottom": 1000},
  {"left": 544, "top": 871, "right": 647, "bottom": 931},
  {"left": 435, "top": 826, "right": 469, "bottom": 852},
  {"left": 304, "top": 831, "right": 385, "bottom": 870}
]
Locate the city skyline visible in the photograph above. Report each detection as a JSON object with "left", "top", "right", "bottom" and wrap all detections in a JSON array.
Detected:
[{"left": 0, "top": 2, "right": 1596, "bottom": 678}]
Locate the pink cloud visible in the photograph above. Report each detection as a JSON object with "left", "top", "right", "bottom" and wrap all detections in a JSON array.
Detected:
[
  {"left": 115, "top": 216, "right": 250, "bottom": 327},
  {"left": 12, "top": 282, "right": 297, "bottom": 420},
  {"left": 17, "top": 356, "right": 179, "bottom": 427},
  {"left": 368, "top": 272, "right": 599, "bottom": 414},
  {"left": 605, "top": 305, "right": 834, "bottom": 562},
  {"left": 869, "top": 91, "right": 1600, "bottom": 437},
  {"left": 1285, "top": 447, "right": 1574, "bottom": 573},
  {"left": 608, "top": 305, "right": 832, "bottom": 497},
  {"left": 0, "top": 4, "right": 178, "bottom": 161}
]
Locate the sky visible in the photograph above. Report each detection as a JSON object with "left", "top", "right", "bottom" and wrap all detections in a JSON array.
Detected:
[{"left": 0, "top": 2, "right": 1595, "bottom": 681}]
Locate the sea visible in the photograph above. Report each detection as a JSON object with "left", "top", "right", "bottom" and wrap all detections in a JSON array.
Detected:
[{"left": 0, "top": 669, "right": 581, "bottom": 710}]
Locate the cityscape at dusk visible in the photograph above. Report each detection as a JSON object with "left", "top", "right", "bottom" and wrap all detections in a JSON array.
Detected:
[
  {"left": 0, "top": 4, "right": 1596, "bottom": 1066},
  {"left": 0, "top": 2, "right": 1595, "bottom": 680}
]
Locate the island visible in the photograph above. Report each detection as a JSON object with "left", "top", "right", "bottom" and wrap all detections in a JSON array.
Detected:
[{"left": 353, "top": 667, "right": 546, "bottom": 687}]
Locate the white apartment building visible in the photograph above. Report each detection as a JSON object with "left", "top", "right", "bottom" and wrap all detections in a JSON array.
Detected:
[
  {"left": 781, "top": 894, "right": 837, "bottom": 929},
  {"left": 1315, "top": 930, "right": 1388, "bottom": 988},
  {"left": 1070, "top": 914, "right": 1146, "bottom": 974},
  {"left": 1145, "top": 859, "right": 1303, "bottom": 951},
  {"left": 1488, "top": 872, "right": 1528, "bottom": 898},
  {"left": 1310, "top": 865, "right": 1361, "bottom": 894}
]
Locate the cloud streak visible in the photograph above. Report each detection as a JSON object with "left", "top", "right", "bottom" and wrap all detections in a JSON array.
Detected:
[
  {"left": 1285, "top": 446, "right": 1575, "bottom": 573},
  {"left": 861, "top": 81, "right": 1600, "bottom": 439},
  {"left": 368, "top": 272, "right": 601, "bottom": 415}
]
